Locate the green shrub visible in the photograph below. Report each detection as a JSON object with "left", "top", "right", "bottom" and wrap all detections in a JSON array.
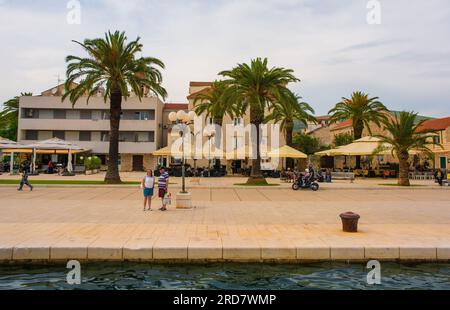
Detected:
[
  {"left": 333, "top": 133, "right": 354, "bottom": 147},
  {"left": 91, "top": 156, "right": 101, "bottom": 169},
  {"left": 84, "top": 156, "right": 101, "bottom": 170}
]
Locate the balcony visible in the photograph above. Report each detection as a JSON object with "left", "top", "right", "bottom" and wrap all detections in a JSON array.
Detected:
[
  {"left": 19, "top": 140, "right": 158, "bottom": 154},
  {"left": 19, "top": 118, "right": 157, "bottom": 131}
]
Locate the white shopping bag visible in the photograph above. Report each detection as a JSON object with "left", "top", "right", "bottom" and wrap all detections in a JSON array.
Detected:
[{"left": 163, "top": 193, "right": 172, "bottom": 206}]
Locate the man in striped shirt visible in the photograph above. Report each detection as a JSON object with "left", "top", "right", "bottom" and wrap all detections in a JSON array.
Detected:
[{"left": 158, "top": 168, "right": 170, "bottom": 211}]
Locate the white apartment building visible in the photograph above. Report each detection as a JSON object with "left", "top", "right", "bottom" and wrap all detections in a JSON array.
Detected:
[
  {"left": 18, "top": 83, "right": 166, "bottom": 172},
  {"left": 16, "top": 81, "right": 294, "bottom": 173}
]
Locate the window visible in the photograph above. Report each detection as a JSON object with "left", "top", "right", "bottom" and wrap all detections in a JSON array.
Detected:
[
  {"left": 206, "top": 117, "right": 214, "bottom": 125},
  {"left": 233, "top": 118, "right": 243, "bottom": 126},
  {"left": 53, "top": 131, "right": 65, "bottom": 140},
  {"left": 133, "top": 110, "right": 155, "bottom": 120},
  {"left": 149, "top": 131, "right": 155, "bottom": 142},
  {"left": 149, "top": 110, "right": 155, "bottom": 120},
  {"left": 101, "top": 111, "right": 110, "bottom": 120},
  {"left": 22, "top": 109, "right": 39, "bottom": 119},
  {"left": 25, "top": 130, "right": 38, "bottom": 140},
  {"left": 80, "top": 110, "right": 92, "bottom": 120},
  {"left": 53, "top": 110, "right": 66, "bottom": 119},
  {"left": 79, "top": 131, "right": 91, "bottom": 141},
  {"left": 433, "top": 135, "right": 441, "bottom": 144},
  {"left": 119, "top": 132, "right": 135, "bottom": 142},
  {"left": 101, "top": 131, "right": 110, "bottom": 142}
]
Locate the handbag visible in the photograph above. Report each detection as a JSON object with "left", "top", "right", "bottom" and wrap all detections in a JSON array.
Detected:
[{"left": 163, "top": 193, "right": 172, "bottom": 205}]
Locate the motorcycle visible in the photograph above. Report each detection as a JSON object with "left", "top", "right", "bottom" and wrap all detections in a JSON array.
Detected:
[{"left": 292, "top": 175, "right": 320, "bottom": 191}]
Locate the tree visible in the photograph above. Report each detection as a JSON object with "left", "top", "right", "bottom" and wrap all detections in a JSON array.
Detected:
[
  {"left": 220, "top": 58, "right": 299, "bottom": 184},
  {"left": 329, "top": 91, "right": 388, "bottom": 168},
  {"left": 193, "top": 80, "right": 236, "bottom": 126},
  {"left": 333, "top": 132, "right": 354, "bottom": 147},
  {"left": 265, "top": 91, "right": 316, "bottom": 168},
  {"left": 63, "top": 31, "right": 167, "bottom": 184},
  {"left": 0, "top": 93, "right": 32, "bottom": 141},
  {"left": 375, "top": 111, "right": 441, "bottom": 186},
  {"left": 292, "top": 133, "right": 325, "bottom": 155},
  {"left": 193, "top": 80, "right": 237, "bottom": 155}
]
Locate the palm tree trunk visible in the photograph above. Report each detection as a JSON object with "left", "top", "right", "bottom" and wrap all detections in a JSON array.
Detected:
[
  {"left": 213, "top": 118, "right": 223, "bottom": 168},
  {"left": 285, "top": 124, "right": 294, "bottom": 169},
  {"left": 104, "top": 90, "right": 122, "bottom": 184},
  {"left": 247, "top": 106, "right": 267, "bottom": 185},
  {"left": 398, "top": 151, "right": 410, "bottom": 186},
  {"left": 353, "top": 122, "right": 364, "bottom": 169}
]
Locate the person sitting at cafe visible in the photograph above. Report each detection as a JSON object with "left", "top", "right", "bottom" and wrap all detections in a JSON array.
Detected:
[
  {"left": 435, "top": 168, "right": 444, "bottom": 186},
  {"left": 47, "top": 160, "right": 54, "bottom": 174}
]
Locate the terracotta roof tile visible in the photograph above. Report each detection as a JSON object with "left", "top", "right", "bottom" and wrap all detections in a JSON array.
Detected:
[
  {"left": 331, "top": 119, "right": 352, "bottom": 130},
  {"left": 189, "top": 81, "right": 212, "bottom": 87},
  {"left": 417, "top": 116, "right": 450, "bottom": 132},
  {"left": 164, "top": 103, "right": 188, "bottom": 110}
]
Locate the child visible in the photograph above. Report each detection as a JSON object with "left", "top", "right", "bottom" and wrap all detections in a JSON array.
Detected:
[{"left": 158, "top": 167, "right": 170, "bottom": 211}]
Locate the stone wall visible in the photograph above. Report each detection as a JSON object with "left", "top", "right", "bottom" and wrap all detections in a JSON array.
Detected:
[
  {"left": 309, "top": 126, "right": 333, "bottom": 146},
  {"left": 120, "top": 154, "right": 132, "bottom": 172},
  {"left": 143, "top": 154, "right": 156, "bottom": 171}
]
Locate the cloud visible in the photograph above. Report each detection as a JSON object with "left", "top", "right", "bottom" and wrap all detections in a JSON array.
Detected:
[
  {"left": 0, "top": 0, "right": 450, "bottom": 117},
  {"left": 337, "top": 39, "right": 405, "bottom": 53}
]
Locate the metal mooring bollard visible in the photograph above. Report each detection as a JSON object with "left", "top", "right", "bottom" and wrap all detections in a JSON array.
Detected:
[{"left": 339, "top": 212, "right": 360, "bottom": 232}]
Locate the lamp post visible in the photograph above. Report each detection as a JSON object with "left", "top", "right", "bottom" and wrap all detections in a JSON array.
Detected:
[
  {"left": 205, "top": 128, "right": 216, "bottom": 174},
  {"left": 168, "top": 110, "right": 196, "bottom": 208}
]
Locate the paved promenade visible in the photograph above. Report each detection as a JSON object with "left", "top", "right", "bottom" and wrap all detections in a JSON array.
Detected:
[{"left": 0, "top": 183, "right": 449, "bottom": 262}]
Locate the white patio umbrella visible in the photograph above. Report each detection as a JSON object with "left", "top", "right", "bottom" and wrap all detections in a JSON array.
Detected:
[
  {"left": 67, "top": 149, "right": 73, "bottom": 173},
  {"left": 32, "top": 148, "right": 37, "bottom": 173},
  {"left": 0, "top": 137, "right": 21, "bottom": 149},
  {"left": 26, "top": 138, "right": 88, "bottom": 173},
  {"left": 0, "top": 137, "right": 28, "bottom": 175},
  {"left": 26, "top": 137, "right": 87, "bottom": 154}
]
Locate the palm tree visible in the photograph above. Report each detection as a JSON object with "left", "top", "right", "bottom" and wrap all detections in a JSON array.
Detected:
[
  {"left": 328, "top": 91, "right": 388, "bottom": 168},
  {"left": 63, "top": 31, "right": 167, "bottom": 184},
  {"left": 193, "top": 80, "right": 237, "bottom": 165},
  {"left": 265, "top": 92, "right": 316, "bottom": 168},
  {"left": 375, "top": 111, "right": 442, "bottom": 186},
  {"left": 266, "top": 92, "right": 316, "bottom": 147},
  {"left": 0, "top": 93, "right": 33, "bottom": 141},
  {"left": 193, "top": 80, "right": 236, "bottom": 126},
  {"left": 220, "top": 57, "right": 300, "bottom": 183}
]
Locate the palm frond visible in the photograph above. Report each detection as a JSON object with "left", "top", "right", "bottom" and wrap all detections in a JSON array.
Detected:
[{"left": 63, "top": 30, "right": 167, "bottom": 106}]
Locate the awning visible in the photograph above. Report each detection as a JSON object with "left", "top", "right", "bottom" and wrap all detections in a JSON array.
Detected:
[
  {"left": 26, "top": 138, "right": 88, "bottom": 154},
  {"left": 0, "top": 137, "right": 29, "bottom": 152},
  {"left": 267, "top": 145, "right": 307, "bottom": 159}
]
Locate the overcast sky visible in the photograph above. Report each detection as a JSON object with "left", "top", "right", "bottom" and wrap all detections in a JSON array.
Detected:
[{"left": 1, "top": 0, "right": 449, "bottom": 117}]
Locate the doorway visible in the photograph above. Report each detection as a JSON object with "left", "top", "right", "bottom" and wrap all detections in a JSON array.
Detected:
[
  {"left": 231, "top": 160, "right": 242, "bottom": 174},
  {"left": 440, "top": 157, "right": 447, "bottom": 170},
  {"left": 132, "top": 155, "right": 144, "bottom": 172}
]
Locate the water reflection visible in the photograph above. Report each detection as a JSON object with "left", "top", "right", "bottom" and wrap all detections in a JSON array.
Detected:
[{"left": 0, "top": 262, "right": 449, "bottom": 290}]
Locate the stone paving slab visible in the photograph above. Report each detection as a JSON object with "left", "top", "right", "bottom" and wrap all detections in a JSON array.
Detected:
[{"left": 0, "top": 186, "right": 449, "bottom": 262}]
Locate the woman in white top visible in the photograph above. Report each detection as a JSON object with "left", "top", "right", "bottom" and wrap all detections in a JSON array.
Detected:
[{"left": 141, "top": 169, "right": 155, "bottom": 211}]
